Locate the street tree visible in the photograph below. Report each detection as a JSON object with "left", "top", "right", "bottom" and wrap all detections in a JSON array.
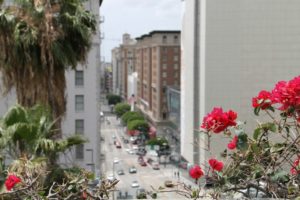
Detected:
[{"left": 114, "top": 103, "right": 130, "bottom": 118}]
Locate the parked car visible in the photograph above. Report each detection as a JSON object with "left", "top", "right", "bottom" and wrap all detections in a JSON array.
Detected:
[
  {"left": 113, "top": 158, "right": 119, "bottom": 164},
  {"left": 131, "top": 180, "right": 139, "bottom": 188},
  {"left": 123, "top": 139, "right": 129, "bottom": 144},
  {"left": 115, "top": 141, "right": 121, "bottom": 148},
  {"left": 147, "top": 158, "right": 154, "bottom": 164},
  {"left": 139, "top": 161, "right": 147, "bottom": 166},
  {"left": 152, "top": 162, "right": 160, "bottom": 170},
  {"left": 129, "top": 149, "right": 136, "bottom": 154},
  {"left": 136, "top": 188, "right": 147, "bottom": 199},
  {"left": 179, "top": 162, "right": 188, "bottom": 169},
  {"left": 129, "top": 166, "right": 137, "bottom": 173},
  {"left": 107, "top": 173, "right": 115, "bottom": 182},
  {"left": 117, "top": 169, "right": 125, "bottom": 175}
]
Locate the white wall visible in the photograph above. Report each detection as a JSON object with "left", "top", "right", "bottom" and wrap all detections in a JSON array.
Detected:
[{"left": 181, "top": 0, "right": 300, "bottom": 165}]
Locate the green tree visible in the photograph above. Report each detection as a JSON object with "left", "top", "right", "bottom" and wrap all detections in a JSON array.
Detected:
[
  {"left": 106, "top": 94, "right": 122, "bottom": 105},
  {"left": 0, "top": 104, "right": 86, "bottom": 162},
  {"left": 121, "top": 111, "right": 144, "bottom": 125},
  {"left": 127, "top": 119, "right": 149, "bottom": 132},
  {"left": 0, "top": 0, "right": 96, "bottom": 133},
  {"left": 114, "top": 103, "right": 130, "bottom": 118}
]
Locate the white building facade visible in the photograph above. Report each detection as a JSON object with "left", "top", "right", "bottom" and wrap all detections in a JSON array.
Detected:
[
  {"left": 181, "top": 0, "right": 300, "bottom": 165},
  {"left": 61, "top": 0, "right": 101, "bottom": 175}
]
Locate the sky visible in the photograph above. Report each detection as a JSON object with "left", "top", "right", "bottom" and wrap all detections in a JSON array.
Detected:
[{"left": 100, "top": 0, "right": 183, "bottom": 61}]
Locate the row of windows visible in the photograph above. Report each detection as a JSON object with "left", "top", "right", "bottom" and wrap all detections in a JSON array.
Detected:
[
  {"left": 162, "top": 63, "right": 179, "bottom": 70},
  {"left": 162, "top": 55, "right": 179, "bottom": 62},
  {"left": 75, "top": 67, "right": 84, "bottom": 159},
  {"left": 162, "top": 35, "right": 179, "bottom": 44}
]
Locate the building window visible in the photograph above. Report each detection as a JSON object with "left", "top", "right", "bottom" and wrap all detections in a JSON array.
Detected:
[
  {"left": 174, "top": 47, "right": 179, "bottom": 53},
  {"left": 163, "top": 47, "right": 167, "bottom": 53},
  {"left": 175, "top": 72, "right": 178, "bottom": 78},
  {"left": 162, "top": 64, "right": 167, "bottom": 70},
  {"left": 163, "top": 80, "right": 167, "bottom": 86},
  {"left": 162, "top": 56, "right": 167, "bottom": 62},
  {"left": 162, "top": 35, "right": 167, "bottom": 43},
  {"left": 75, "top": 70, "right": 84, "bottom": 86},
  {"left": 75, "top": 119, "right": 84, "bottom": 134},
  {"left": 75, "top": 119, "right": 84, "bottom": 159},
  {"left": 174, "top": 63, "right": 178, "bottom": 70},
  {"left": 174, "top": 55, "right": 178, "bottom": 62},
  {"left": 174, "top": 35, "right": 179, "bottom": 43},
  {"left": 75, "top": 95, "right": 84, "bottom": 111},
  {"left": 162, "top": 72, "right": 167, "bottom": 78}
]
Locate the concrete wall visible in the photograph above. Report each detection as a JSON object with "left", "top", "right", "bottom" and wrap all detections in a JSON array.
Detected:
[{"left": 181, "top": 0, "right": 300, "bottom": 165}]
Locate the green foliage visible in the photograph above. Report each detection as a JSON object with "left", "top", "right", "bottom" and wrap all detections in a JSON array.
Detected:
[
  {"left": 146, "top": 137, "right": 168, "bottom": 147},
  {"left": 114, "top": 103, "right": 131, "bottom": 118},
  {"left": 0, "top": 105, "right": 87, "bottom": 160},
  {"left": 127, "top": 120, "right": 149, "bottom": 132},
  {"left": 106, "top": 94, "right": 122, "bottom": 105},
  {"left": 121, "top": 111, "right": 144, "bottom": 125}
]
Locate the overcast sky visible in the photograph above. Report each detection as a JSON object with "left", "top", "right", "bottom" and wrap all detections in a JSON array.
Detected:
[{"left": 100, "top": 0, "right": 183, "bottom": 61}]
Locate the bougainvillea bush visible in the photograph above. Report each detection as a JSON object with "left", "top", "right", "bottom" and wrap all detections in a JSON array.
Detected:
[{"left": 187, "top": 75, "right": 300, "bottom": 199}]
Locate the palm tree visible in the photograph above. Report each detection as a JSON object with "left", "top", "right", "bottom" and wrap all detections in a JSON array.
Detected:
[
  {"left": 0, "top": 0, "right": 96, "bottom": 135},
  {"left": 0, "top": 104, "right": 87, "bottom": 161}
]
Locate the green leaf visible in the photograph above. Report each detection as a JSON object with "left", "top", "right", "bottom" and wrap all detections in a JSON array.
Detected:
[
  {"left": 237, "top": 133, "right": 248, "bottom": 151},
  {"left": 253, "top": 128, "right": 261, "bottom": 140},
  {"left": 251, "top": 143, "right": 260, "bottom": 154},
  {"left": 270, "top": 170, "right": 289, "bottom": 183},
  {"left": 254, "top": 107, "right": 261, "bottom": 116}
]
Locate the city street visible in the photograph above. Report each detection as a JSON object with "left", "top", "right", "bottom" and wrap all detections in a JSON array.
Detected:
[{"left": 101, "top": 114, "right": 195, "bottom": 199}]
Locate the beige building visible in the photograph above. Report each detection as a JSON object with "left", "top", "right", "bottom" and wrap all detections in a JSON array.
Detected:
[
  {"left": 111, "top": 34, "right": 136, "bottom": 99},
  {"left": 181, "top": 0, "right": 300, "bottom": 165},
  {"left": 136, "top": 31, "right": 181, "bottom": 124}
]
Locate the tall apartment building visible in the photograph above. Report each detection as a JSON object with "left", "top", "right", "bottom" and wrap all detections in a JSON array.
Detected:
[
  {"left": 0, "top": 0, "right": 102, "bottom": 175},
  {"left": 111, "top": 34, "right": 136, "bottom": 100},
  {"left": 112, "top": 47, "right": 121, "bottom": 95},
  {"left": 136, "top": 31, "right": 181, "bottom": 124},
  {"left": 181, "top": 0, "right": 300, "bottom": 165}
]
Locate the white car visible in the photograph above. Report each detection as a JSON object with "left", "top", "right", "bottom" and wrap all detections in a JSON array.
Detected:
[
  {"left": 107, "top": 173, "right": 115, "bottom": 181},
  {"left": 132, "top": 145, "right": 139, "bottom": 150},
  {"left": 113, "top": 158, "right": 119, "bottom": 164},
  {"left": 131, "top": 180, "right": 139, "bottom": 188},
  {"left": 129, "top": 149, "right": 135, "bottom": 154}
]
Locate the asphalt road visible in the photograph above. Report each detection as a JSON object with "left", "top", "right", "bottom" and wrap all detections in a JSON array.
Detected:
[{"left": 101, "top": 115, "right": 189, "bottom": 199}]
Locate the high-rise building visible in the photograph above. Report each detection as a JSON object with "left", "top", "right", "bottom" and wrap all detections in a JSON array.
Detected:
[
  {"left": 111, "top": 34, "right": 136, "bottom": 99},
  {"left": 135, "top": 31, "right": 181, "bottom": 124},
  {"left": 181, "top": 0, "right": 300, "bottom": 165}
]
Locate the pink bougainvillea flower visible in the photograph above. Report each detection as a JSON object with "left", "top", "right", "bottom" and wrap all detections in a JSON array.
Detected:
[
  {"left": 208, "top": 158, "right": 224, "bottom": 172},
  {"left": 189, "top": 165, "right": 204, "bottom": 179},
  {"left": 5, "top": 175, "right": 21, "bottom": 191},
  {"left": 252, "top": 90, "right": 273, "bottom": 110},
  {"left": 290, "top": 157, "right": 300, "bottom": 175},
  {"left": 201, "top": 107, "right": 237, "bottom": 133},
  {"left": 272, "top": 76, "right": 300, "bottom": 111},
  {"left": 227, "top": 135, "right": 238, "bottom": 150}
]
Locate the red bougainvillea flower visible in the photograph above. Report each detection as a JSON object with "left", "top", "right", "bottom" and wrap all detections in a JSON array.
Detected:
[
  {"left": 252, "top": 90, "right": 273, "bottom": 110},
  {"left": 227, "top": 135, "right": 238, "bottom": 150},
  {"left": 272, "top": 76, "right": 300, "bottom": 111},
  {"left": 5, "top": 175, "right": 21, "bottom": 191},
  {"left": 290, "top": 157, "right": 300, "bottom": 175},
  {"left": 201, "top": 107, "right": 237, "bottom": 133},
  {"left": 189, "top": 165, "right": 204, "bottom": 179},
  {"left": 209, "top": 159, "right": 224, "bottom": 172}
]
